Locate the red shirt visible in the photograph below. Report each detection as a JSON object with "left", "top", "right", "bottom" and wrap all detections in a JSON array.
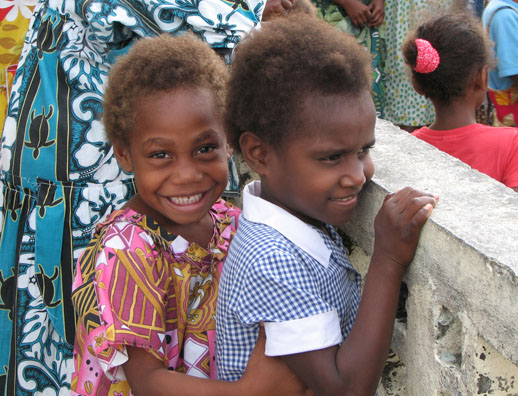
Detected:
[{"left": 412, "top": 123, "right": 518, "bottom": 188}]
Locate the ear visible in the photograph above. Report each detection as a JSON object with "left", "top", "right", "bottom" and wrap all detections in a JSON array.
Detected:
[
  {"left": 475, "top": 66, "right": 489, "bottom": 91},
  {"left": 411, "top": 75, "right": 425, "bottom": 97},
  {"left": 239, "top": 131, "right": 270, "bottom": 176},
  {"left": 113, "top": 143, "right": 134, "bottom": 173}
]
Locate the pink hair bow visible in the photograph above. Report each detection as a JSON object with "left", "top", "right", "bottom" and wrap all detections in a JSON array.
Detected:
[{"left": 414, "top": 38, "right": 440, "bottom": 74}]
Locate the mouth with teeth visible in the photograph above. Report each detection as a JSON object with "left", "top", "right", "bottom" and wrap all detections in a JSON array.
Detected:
[
  {"left": 328, "top": 193, "right": 360, "bottom": 212},
  {"left": 168, "top": 193, "right": 204, "bottom": 205},
  {"left": 330, "top": 194, "right": 357, "bottom": 202}
]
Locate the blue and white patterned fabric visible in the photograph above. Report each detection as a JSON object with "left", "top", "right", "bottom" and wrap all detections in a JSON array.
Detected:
[
  {"left": 216, "top": 181, "right": 361, "bottom": 381},
  {"left": 0, "top": 1, "right": 264, "bottom": 394}
]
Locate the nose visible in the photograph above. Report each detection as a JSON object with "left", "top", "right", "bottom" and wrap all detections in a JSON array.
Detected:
[
  {"left": 339, "top": 158, "right": 368, "bottom": 188},
  {"left": 170, "top": 156, "right": 204, "bottom": 185}
]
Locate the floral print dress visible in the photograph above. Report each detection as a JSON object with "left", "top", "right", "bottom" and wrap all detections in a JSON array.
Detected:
[
  {"left": 382, "top": 0, "right": 436, "bottom": 127},
  {"left": 71, "top": 200, "right": 240, "bottom": 396}
]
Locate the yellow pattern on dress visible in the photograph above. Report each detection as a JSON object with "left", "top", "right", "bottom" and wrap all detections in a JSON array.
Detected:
[{"left": 0, "top": 6, "right": 35, "bottom": 135}]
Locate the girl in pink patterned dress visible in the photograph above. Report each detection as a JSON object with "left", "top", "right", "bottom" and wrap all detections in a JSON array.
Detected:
[{"left": 71, "top": 34, "right": 309, "bottom": 396}]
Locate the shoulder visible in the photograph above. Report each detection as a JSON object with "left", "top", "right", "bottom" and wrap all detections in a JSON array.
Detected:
[
  {"left": 411, "top": 126, "right": 434, "bottom": 142},
  {"left": 93, "top": 207, "right": 167, "bottom": 253},
  {"left": 233, "top": 216, "right": 298, "bottom": 251},
  {"left": 483, "top": 0, "right": 518, "bottom": 15},
  {"left": 489, "top": 3, "right": 518, "bottom": 24},
  {"left": 482, "top": 124, "right": 518, "bottom": 133},
  {"left": 411, "top": 126, "right": 427, "bottom": 137},
  {"left": 477, "top": 125, "right": 518, "bottom": 139},
  {"left": 469, "top": 126, "right": 518, "bottom": 165},
  {"left": 84, "top": 211, "right": 172, "bottom": 287},
  {"left": 453, "top": 125, "right": 518, "bottom": 148},
  {"left": 228, "top": 218, "right": 311, "bottom": 272}
]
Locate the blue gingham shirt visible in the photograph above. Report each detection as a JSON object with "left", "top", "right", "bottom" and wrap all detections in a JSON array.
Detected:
[{"left": 216, "top": 181, "right": 361, "bottom": 381}]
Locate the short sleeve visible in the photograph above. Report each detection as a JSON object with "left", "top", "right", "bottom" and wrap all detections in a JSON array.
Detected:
[
  {"left": 82, "top": 221, "right": 172, "bottom": 379},
  {"left": 236, "top": 249, "right": 342, "bottom": 356}
]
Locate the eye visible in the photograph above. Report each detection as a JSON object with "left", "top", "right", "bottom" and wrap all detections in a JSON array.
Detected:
[
  {"left": 150, "top": 151, "right": 170, "bottom": 159},
  {"left": 196, "top": 144, "right": 218, "bottom": 155},
  {"left": 359, "top": 144, "right": 375, "bottom": 156},
  {"left": 320, "top": 153, "right": 342, "bottom": 163}
]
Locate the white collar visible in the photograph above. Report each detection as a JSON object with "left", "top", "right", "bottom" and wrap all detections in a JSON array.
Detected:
[{"left": 242, "top": 181, "right": 331, "bottom": 268}]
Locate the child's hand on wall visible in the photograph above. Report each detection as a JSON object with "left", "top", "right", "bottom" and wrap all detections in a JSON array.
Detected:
[{"left": 373, "top": 187, "right": 438, "bottom": 275}]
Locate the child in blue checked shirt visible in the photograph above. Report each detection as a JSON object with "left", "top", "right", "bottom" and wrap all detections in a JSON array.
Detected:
[{"left": 216, "top": 15, "right": 439, "bottom": 396}]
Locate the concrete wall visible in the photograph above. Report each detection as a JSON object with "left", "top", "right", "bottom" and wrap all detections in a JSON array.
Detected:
[{"left": 344, "top": 119, "right": 518, "bottom": 396}]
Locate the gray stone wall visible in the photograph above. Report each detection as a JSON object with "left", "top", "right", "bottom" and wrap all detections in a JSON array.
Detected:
[{"left": 344, "top": 119, "right": 518, "bottom": 395}]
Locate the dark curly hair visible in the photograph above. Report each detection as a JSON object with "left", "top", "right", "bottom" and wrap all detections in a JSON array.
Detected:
[
  {"left": 403, "top": 12, "right": 493, "bottom": 105},
  {"left": 225, "top": 15, "right": 372, "bottom": 153},
  {"left": 104, "top": 33, "right": 228, "bottom": 148}
]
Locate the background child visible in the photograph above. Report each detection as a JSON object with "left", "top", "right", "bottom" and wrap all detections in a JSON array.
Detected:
[
  {"left": 216, "top": 15, "right": 438, "bottom": 395},
  {"left": 403, "top": 13, "right": 518, "bottom": 191},
  {"left": 71, "top": 34, "right": 308, "bottom": 396},
  {"left": 482, "top": 0, "right": 518, "bottom": 127}
]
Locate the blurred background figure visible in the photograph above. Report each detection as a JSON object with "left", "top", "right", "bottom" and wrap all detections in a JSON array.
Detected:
[
  {"left": 382, "top": 0, "right": 443, "bottom": 132},
  {"left": 405, "top": 12, "right": 518, "bottom": 191},
  {"left": 482, "top": 0, "right": 518, "bottom": 127},
  {"left": 310, "top": 0, "right": 386, "bottom": 118}
]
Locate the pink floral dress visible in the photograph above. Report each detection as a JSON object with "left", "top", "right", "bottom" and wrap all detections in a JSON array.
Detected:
[{"left": 71, "top": 199, "right": 240, "bottom": 396}]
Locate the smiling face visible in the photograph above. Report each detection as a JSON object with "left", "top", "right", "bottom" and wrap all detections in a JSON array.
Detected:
[
  {"left": 114, "top": 87, "right": 229, "bottom": 234},
  {"left": 259, "top": 91, "right": 376, "bottom": 227}
]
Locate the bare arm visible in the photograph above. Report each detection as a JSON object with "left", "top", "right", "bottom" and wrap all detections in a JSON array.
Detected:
[
  {"left": 124, "top": 324, "right": 311, "bottom": 396},
  {"left": 368, "top": 0, "right": 384, "bottom": 27},
  {"left": 124, "top": 347, "right": 240, "bottom": 396},
  {"left": 335, "top": 0, "right": 371, "bottom": 27},
  {"left": 282, "top": 188, "right": 438, "bottom": 396}
]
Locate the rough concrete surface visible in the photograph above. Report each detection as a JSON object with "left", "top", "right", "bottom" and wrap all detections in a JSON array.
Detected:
[{"left": 343, "top": 119, "right": 518, "bottom": 396}]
